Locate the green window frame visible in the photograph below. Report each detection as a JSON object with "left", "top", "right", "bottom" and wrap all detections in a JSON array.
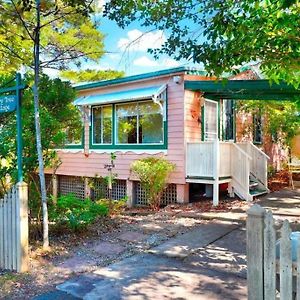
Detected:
[
  {"left": 89, "top": 97, "right": 168, "bottom": 150},
  {"left": 92, "top": 105, "right": 113, "bottom": 145}
]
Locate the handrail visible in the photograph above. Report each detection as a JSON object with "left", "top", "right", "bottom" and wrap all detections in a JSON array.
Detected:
[
  {"left": 232, "top": 143, "right": 252, "bottom": 160},
  {"left": 249, "top": 142, "right": 270, "bottom": 160}
]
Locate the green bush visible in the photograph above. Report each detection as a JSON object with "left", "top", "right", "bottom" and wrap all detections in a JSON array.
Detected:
[
  {"left": 96, "top": 197, "right": 127, "bottom": 215},
  {"left": 131, "top": 157, "right": 176, "bottom": 210},
  {"left": 49, "top": 194, "right": 109, "bottom": 231}
]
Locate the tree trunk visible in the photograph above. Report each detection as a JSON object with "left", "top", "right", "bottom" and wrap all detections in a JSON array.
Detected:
[{"left": 33, "top": 0, "right": 49, "bottom": 249}]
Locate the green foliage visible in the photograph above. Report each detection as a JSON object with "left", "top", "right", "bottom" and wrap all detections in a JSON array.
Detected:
[
  {"left": 0, "top": 0, "right": 105, "bottom": 73},
  {"left": 49, "top": 194, "right": 109, "bottom": 231},
  {"left": 131, "top": 157, "right": 175, "bottom": 210},
  {"left": 237, "top": 100, "right": 300, "bottom": 147},
  {"left": 60, "top": 69, "right": 124, "bottom": 83},
  {"left": 0, "top": 74, "right": 81, "bottom": 185},
  {"left": 104, "top": 0, "right": 300, "bottom": 87},
  {"left": 96, "top": 197, "right": 127, "bottom": 215}
]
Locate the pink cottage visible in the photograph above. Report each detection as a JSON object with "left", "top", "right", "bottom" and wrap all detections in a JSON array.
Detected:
[{"left": 45, "top": 67, "right": 297, "bottom": 206}]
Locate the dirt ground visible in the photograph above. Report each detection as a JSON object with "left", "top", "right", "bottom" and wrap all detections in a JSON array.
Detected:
[
  {"left": 0, "top": 170, "right": 297, "bottom": 299},
  {"left": 0, "top": 197, "right": 251, "bottom": 300}
]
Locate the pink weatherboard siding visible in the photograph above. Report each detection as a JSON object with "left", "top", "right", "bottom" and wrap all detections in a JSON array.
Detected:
[{"left": 50, "top": 73, "right": 191, "bottom": 185}]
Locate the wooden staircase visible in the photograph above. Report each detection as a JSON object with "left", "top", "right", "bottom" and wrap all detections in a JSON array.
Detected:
[{"left": 186, "top": 140, "right": 270, "bottom": 205}]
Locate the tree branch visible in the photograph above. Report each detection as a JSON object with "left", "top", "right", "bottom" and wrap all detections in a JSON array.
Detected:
[{"left": 10, "top": 0, "right": 35, "bottom": 41}]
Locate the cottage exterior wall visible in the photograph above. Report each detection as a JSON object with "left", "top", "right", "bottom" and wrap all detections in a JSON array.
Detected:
[{"left": 46, "top": 74, "right": 187, "bottom": 186}]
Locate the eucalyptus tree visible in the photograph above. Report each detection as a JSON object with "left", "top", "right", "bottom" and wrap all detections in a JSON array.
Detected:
[{"left": 0, "top": 0, "right": 106, "bottom": 248}]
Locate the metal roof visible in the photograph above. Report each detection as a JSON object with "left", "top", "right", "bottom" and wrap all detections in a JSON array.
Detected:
[{"left": 185, "top": 80, "right": 300, "bottom": 100}]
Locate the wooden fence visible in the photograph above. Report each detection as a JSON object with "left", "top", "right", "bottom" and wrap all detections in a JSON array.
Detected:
[
  {"left": 247, "top": 204, "right": 300, "bottom": 300},
  {"left": 0, "top": 182, "right": 28, "bottom": 272}
]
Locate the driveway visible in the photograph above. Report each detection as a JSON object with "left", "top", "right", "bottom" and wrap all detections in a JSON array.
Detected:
[{"left": 34, "top": 221, "right": 247, "bottom": 300}]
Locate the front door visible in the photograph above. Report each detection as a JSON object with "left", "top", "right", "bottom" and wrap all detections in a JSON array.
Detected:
[{"left": 204, "top": 99, "right": 218, "bottom": 141}]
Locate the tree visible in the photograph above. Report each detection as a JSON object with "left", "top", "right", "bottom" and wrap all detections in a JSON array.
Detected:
[
  {"left": 0, "top": 74, "right": 81, "bottom": 213},
  {"left": 104, "top": 0, "right": 300, "bottom": 86},
  {"left": 0, "top": 0, "right": 106, "bottom": 248},
  {"left": 60, "top": 69, "right": 124, "bottom": 83}
]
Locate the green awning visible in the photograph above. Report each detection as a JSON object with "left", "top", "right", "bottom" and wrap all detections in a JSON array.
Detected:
[
  {"left": 74, "top": 85, "right": 166, "bottom": 106},
  {"left": 184, "top": 80, "right": 300, "bottom": 100}
]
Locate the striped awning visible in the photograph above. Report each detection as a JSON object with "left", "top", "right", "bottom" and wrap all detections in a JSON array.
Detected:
[{"left": 74, "top": 85, "right": 166, "bottom": 106}]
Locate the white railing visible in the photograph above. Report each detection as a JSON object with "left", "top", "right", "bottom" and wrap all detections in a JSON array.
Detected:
[
  {"left": 0, "top": 182, "right": 28, "bottom": 272},
  {"left": 247, "top": 205, "right": 300, "bottom": 300},
  {"left": 237, "top": 142, "right": 269, "bottom": 188},
  {"left": 231, "top": 144, "right": 252, "bottom": 201},
  {"left": 186, "top": 142, "right": 214, "bottom": 178},
  {"left": 186, "top": 141, "right": 234, "bottom": 179},
  {"left": 219, "top": 142, "right": 232, "bottom": 177}
]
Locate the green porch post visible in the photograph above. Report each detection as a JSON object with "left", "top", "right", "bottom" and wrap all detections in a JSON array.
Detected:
[{"left": 16, "top": 73, "right": 23, "bottom": 182}]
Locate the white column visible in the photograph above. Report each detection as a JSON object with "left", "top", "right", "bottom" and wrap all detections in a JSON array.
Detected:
[{"left": 213, "top": 139, "right": 220, "bottom": 206}]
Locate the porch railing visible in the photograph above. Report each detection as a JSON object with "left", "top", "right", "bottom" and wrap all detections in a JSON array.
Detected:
[{"left": 237, "top": 142, "right": 269, "bottom": 188}]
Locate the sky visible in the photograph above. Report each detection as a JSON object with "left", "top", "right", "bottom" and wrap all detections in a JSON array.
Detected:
[{"left": 53, "top": 16, "right": 201, "bottom": 78}]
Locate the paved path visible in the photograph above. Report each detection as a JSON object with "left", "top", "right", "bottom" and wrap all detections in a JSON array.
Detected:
[{"left": 34, "top": 221, "right": 247, "bottom": 300}]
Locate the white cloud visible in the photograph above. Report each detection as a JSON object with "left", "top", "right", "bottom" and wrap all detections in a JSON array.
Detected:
[
  {"left": 118, "top": 29, "right": 166, "bottom": 52},
  {"left": 163, "top": 58, "right": 180, "bottom": 68},
  {"left": 133, "top": 56, "right": 159, "bottom": 67},
  {"left": 133, "top": 56, "right": 180, "bottom": 68}
]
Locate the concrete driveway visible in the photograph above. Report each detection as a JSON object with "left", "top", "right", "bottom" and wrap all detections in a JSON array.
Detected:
[{"left": 35, "top": 221, "right": 247, "bottom": 300}]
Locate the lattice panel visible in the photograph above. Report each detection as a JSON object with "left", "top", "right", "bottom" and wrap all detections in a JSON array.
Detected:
[
  {"left": 92, "top": 179, "right": 127, "bottom": 200},
  {"left": 161, "top": 184, "right": 177, "bottom": 206},
  {"left": 58, "top": 175, "right": 85, "bottom": 199},
  {"left": 134, "top": 182, "right": 177, "bottom": 206}
]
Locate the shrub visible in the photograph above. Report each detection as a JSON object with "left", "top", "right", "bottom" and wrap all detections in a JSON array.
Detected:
[
  {"left": 96, "top": 197, "right": 127, "bottom": 215},
  {"left": 131, "top": 157, "right": 175, "bottom": 210},
  {"left": 49, "top": 194, "right": 109, "bottom": 231}
]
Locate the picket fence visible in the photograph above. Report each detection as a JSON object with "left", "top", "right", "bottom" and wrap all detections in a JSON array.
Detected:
[
  {"left": 0, "top": 182, "right": 28, "bottom": 272},
  {"left": 247, "top": 204, "right": 300, "bottom": 300}
]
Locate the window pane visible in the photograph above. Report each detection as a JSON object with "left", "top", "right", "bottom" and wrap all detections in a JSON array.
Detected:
[
  {"left": 92, "top": 106, "right": 112, "bottom": 144},
  {"left": 102, "top": 106, "right": 112, "bottom": 144},
  {"left": 116, "top": 103, "right": 138, "bottom": 144},
  {"left": 139, "top": 101, "right": 163, "bottom": 144},
  {"left": 93, "top": 107, "right": 102, "bottom": 144}
]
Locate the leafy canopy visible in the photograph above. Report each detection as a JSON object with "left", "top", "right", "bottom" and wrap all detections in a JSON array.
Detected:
[
  {"left": 60, "top": 69, "right": 125, "bottom": 83},
  {"left": 0, "top": 0, "right": 105, "bottom": 73},
  {"left": 105, "top": 0, "right": 300, "bottom": 86}
]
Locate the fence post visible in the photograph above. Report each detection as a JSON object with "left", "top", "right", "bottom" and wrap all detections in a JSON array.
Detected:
[
  {"left": 16, "top": 182, "right": 29, "bottom": 273},
  {"left": 247, "top": 204, "right": 265, "bottom": 300}
]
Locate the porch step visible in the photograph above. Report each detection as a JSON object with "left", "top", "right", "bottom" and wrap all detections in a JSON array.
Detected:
[
  {"left": 249, "top": 181, "right": 259, "bottom": 189},
  {"left": 249, "top": 188, "right": 268, "bottom": 197}
]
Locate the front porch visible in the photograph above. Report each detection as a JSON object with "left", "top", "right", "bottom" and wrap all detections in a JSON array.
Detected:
[{"left": 186, "top": 140, "right": 270, "bottom": 205}]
